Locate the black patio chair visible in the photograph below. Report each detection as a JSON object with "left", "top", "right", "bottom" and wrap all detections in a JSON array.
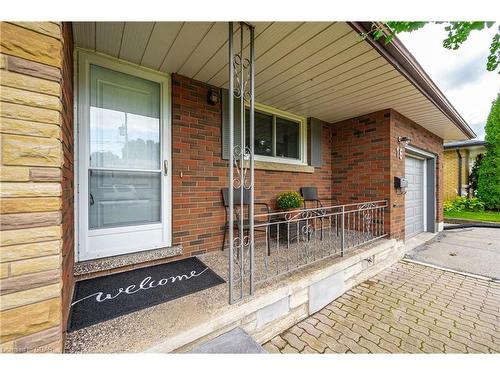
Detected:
[
  {"left": 300, "top": 187, "right": 324, "bottom": 240},
  {"left": 221, "top": 188, "right": 271, "bottom": 256}
]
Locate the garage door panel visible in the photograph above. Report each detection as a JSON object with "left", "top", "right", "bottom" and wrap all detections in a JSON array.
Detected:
[{"left": 405, "top": 156, "right": 425, "bottom": 238}]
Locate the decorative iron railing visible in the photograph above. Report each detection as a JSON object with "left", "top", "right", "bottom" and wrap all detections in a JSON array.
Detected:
[
  {"left": 247, "top": 200, "right": 388, "bottom": 285},
  {"left": 227, "top": 21, "right": 255, "bottom": 304},
  {"left": 225, "top": 22, "right": 387, "bottom": 303}
]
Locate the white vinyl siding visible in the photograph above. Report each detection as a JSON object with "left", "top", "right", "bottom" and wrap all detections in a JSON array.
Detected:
[{"left": 73, "top": 21, "right": 466, "bottom": 139}]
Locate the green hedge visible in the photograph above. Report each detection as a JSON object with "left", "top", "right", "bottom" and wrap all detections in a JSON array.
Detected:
[{"left": 477, "top": 93, "right": 500, "bottom": 210}]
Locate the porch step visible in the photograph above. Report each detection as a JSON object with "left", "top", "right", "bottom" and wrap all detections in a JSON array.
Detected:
[
  {"left": 65, "top": 238, "right": 402, "bottom": 353},
  {"left": 189, "top": 328, "right": 266, "bottom": 354},
  {"left": 74, "top": 245, "right": 182, "bottom": 280}
]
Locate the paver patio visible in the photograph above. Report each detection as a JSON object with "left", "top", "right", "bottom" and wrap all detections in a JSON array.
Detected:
[{"left": 263, "top": 260, "right": 500, "bottom": 353}]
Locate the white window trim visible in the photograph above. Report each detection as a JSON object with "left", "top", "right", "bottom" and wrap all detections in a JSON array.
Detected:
[
  {"left": 248, "top": 102, "right": 308, "bottom": 166},
  {"left": 74, "top": 48, "right": 172, "bottom": 262}
]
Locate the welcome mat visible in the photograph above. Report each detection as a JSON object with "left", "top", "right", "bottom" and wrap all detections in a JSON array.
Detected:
[{"left": 68, "top": 257, "right": 225, "bottom": 331}]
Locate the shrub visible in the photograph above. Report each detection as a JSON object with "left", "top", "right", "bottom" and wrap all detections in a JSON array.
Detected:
[
  {"left": 443, "top": 200, "right": 455, "bottom": 212},
  {"left": 444, "top": 196, "right": 485, "bottom": 212},
  {"left": 464, "top": 197, "right": 486, "bottom": 211},
  {"left": 468, "top": 153, "right": 484, "bottom": 195},
  {"left": 276, "top": 191, "right": 304, "bottom": 210},
  {"left": 477, "top": 93, "right": 500, "bottom": 210}
]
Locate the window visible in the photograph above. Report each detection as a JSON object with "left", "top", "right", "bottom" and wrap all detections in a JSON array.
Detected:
[
  {"left": 245, "top": 107, "right": 305, "bottom": 162},
  {"left": 248, "top": 110, "right": 273, "bottom": 157},
  {"left": 276, "top": 117, "right": 299, "bottom": 159},
  {"left": 88, "top": 64, "right": 162, "bottom": 230}
]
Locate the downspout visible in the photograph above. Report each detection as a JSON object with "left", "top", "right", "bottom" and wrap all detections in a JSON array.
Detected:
[{"left": 456, "top": 149, "right": 462, "bottom": 196}]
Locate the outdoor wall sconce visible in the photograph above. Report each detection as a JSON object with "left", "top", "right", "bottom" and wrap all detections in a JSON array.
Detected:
[
  {"left": 207, "top": 88, "right": 220, "bottom": 105},
  {"left": 397, "top": 136, "right": 412, "bottom": 159}
]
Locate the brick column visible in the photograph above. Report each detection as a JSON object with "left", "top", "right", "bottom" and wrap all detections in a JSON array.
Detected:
[
  {"left": 0, "top": 22, "right": 73, "bottom": 353},
  {"left": 331, "top": 109, "right": 444, "bottom": 241},
  {"left": 389, "top": 110, "right": 444, "bottom": 239}
]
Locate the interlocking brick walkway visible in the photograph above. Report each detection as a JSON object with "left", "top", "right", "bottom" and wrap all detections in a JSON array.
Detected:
[{"left": 264, "top": 261, "right": 500, "bottom": 353}]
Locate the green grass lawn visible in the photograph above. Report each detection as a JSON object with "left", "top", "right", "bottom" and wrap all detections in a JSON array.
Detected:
[{"left": 444, "top": 210, "right": 500, "bottom": 223}]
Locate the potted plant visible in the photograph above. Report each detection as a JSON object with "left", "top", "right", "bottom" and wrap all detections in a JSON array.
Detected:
[
  {"left": 276, "top": 191, "right": 304, "bottom": 211},
  {"left": 273, "top": 191, "right": 305, "bottom": 243}
]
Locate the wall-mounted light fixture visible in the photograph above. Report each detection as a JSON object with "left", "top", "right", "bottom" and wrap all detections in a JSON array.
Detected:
[
  {"left": 207, "top": 88, "right": 220, "bottom": 105},
  {"left": 397, "top": 136, "right": 411, "bottom": 160}
]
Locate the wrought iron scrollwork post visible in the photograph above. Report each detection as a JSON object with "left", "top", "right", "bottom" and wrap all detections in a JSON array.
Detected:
[
  {"left": 228, "top": 22, "right": 255, "bottom": 304},
  {"left": 340, "top": 206, "right": 345, "bottom": 257},
  {"left": 358, "top": 202, "right": 377, "bottom": 241}
]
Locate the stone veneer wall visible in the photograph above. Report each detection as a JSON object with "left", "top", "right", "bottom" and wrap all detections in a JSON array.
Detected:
[
  {"left": 59, "top": 23, "right": 75, "bottom": 337},
  {"left": 0, "top": 22, "right": 72, "bottom": 353}
]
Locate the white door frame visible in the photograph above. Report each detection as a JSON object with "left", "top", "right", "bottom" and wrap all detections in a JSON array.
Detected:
[
  {"left": 407, "top": 145, "right": 437, "bottom": 234},
  {"left": 75, "top": 49, "right": 172, "bottom": 261},
  {"left": 405, "top": 154, "right": 427, "bottom": 237},
  {"left": 405, "top": 146, "right": 435, "bottom": 237}
]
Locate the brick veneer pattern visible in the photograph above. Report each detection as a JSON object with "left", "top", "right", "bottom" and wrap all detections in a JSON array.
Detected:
[
  {"left": 330, "top": 110, "right": 392, "bottom": 234},
  {"left": 443, "top": 149, "right": 469, "bottom": 201},
  {"left": 171, "top": 74, "right": 333, "bottom": 255},
  {"left": 330, "top": 108, "right": 443, "bottom": 241},
  {"left": 390, "top": 109, "right": 444, "bottom": 240},
  {"left": 171, "top": 74, "right": 444, "bottom": 251}
]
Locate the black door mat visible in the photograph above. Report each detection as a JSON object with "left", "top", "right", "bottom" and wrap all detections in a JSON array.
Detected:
[{"left": 68, "top": 257, "right": 225, "bottom": 332}]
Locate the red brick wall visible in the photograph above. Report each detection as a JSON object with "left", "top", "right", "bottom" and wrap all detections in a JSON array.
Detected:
[
  {"left": 171, "top": 74, "right": 332, "bottom": 255},
  {"left": 390, "top": 109, "right": 444, "bottom": 240},
  {"left": 330, "top": 109, "right": 443, "bottom": 241},
  {"left": 330, "top": 110, "right": 392, "bottom": 234},
  {"left": 60, "top": 22, "right": 74, "bottom": 333},
  {"left": 171, "top": 74, "right": 443, "bottom": 255},
  {"left": 331, "top": 110, "right": 392, "bottom": 203}
]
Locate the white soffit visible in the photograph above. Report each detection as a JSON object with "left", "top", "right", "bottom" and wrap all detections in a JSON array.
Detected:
[{"left": 73, "top": 21, "right": 468, "bottom": 140}]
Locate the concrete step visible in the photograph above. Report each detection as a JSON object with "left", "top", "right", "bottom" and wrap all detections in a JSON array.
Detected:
[{"left": 189, "top": 328, "right": 266, "bottom": 353}]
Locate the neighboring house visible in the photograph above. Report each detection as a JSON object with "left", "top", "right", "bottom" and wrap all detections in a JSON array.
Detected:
[
  {"left": 0, "top": 22, "right": 475, "bottom": 353},
  {"left": 443, "top": 139, "right": 487, "bottom": 200}
]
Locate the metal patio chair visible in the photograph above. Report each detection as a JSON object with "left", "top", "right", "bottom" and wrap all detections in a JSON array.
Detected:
[
  {"left": 300, "top": 186, "right": 324, "bottom": 240},
  {"left": 221, "top": 188, "right": 271, "bottom": 255}
]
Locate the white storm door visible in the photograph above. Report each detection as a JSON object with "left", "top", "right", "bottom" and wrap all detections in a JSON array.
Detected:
[{"left": 78, "top": 52, "right": 171, "bottom": 261}]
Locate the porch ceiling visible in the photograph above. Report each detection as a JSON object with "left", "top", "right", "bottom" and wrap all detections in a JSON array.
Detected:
[{"left": 72, "top": 22, "right": 473, "bottom": 141}]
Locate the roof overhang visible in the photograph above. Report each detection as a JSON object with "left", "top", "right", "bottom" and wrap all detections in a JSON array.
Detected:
[
  {"left": 444, "top": 140, "right": 487, "bottom": 149},
  {"left": 72, "top": 21, "right": 474, "bottom": 140},
  {"left": 349, "top": 22, "right": 475, "bottom": 140}
]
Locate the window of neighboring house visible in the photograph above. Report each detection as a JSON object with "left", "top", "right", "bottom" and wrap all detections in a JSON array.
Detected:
[{"left": 244, "top": 107, "right": 305, "bottom": 163}]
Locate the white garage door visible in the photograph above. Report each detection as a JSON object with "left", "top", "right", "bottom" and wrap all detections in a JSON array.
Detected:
[{"left": 405, "top": 156, "right": 425, "bottom": 238}]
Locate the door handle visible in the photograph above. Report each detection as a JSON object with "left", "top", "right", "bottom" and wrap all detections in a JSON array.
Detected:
[{"left": 163, "top": 160, "right": 168, "bottom": 176}]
